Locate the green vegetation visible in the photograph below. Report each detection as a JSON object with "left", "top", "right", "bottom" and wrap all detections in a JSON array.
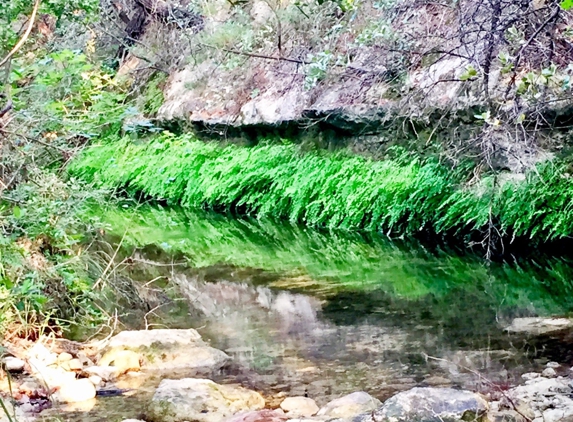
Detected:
[{"left": 70, "top": 133, "right": 573, "bottom": 242}]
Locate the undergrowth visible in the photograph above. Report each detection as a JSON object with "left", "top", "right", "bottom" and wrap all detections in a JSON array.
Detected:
[{"left": 69, "top": 133, "right": 573, "bottom": 242}]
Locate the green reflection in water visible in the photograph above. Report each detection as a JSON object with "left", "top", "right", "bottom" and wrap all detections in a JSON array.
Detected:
[{"left": 96, "top": 204, "right": 573, "bottom": 317}]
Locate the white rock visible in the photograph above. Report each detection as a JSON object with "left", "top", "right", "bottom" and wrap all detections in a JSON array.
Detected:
[
  {"left": 30, "top": 365, "right": 76, "bottom": 390},
  {"left": 147, "top": 378, "right": 265, "bottom": 422},
  {"left": 82, "top": 366, "right": 117, "bottom": 381},
  {"left": 58, "top": 352, "right": 73, "bottom": 362},
  {"left": 68, "top": 359, "right": 84, "bottom": 371},
  {"left": 26, "top": 343, "right": 57, "bottom": 366},
  {"left": 280, "top": 397, "right": 319, "bottom": 417},
  {"left": 88, "top": 375, "right": 103, "bottom": 387},
  {"left": 3, "top": 357, "right": 25, "bottom": 372},
  {"left": 542, "top": 367, "right": 557, "bottom": 378},
  {"left": 102, "top": 329, "right": 229, "bottom": 371},
  {"left": 54, "top": 378, "right": 96, "bottom": 403},
  {"left": 547, "top": 362, "right": 561, "bottom": 368},
  {"left": 522, "top": 372, "right": 541, "bottom": 380},
  {"left": 317, "top": 391, "right": 381, "bottom": 418},
  {"left": 98, "top": 350, "right": 140, "bottom": 374},
  {"left": 505, "top": 317, "right": 573, "bottom": 335}
]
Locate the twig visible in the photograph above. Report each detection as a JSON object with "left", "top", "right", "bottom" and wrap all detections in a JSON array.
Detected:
[{"left": 0, "top": 0, "right": 41, "bottom": 68}]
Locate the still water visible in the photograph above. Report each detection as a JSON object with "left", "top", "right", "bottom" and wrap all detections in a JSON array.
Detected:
[{"left": 52, "top": 204, "right": 573, "bottom": 420}]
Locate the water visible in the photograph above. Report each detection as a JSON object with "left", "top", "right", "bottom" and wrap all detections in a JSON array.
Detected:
[{"left": 51, "top": 204, "right": 573, "bottom": 420}]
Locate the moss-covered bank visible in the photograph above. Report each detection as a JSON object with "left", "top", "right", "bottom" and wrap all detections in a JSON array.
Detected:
[{"left": 69, "top": 133, "right": 573, "bottom": 244}]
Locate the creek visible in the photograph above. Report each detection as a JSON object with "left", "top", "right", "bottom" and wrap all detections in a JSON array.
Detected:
[{"left": 50, "top": 204, "right": 573, "bottom": 420}]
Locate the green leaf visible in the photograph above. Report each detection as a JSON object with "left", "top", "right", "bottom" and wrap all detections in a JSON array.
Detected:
[
  {"left": 13, "top": 206, "right": 21, "bottom": 218},
  {"left": 561, "top": 0, "right": 573, "bottom": 10}
]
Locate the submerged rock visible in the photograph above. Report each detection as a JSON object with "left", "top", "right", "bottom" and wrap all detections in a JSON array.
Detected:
[
  {"left": 365, "top": 387, "right": 489, "bottom": 422},
  {"left": 101, "top": 329, "right": 229, "bottom": 372},
  {"left": 317, "top": 392, "right": 381, "bottom": 419},
  {"left": 147, "top": 378, "right": 265, "bottom": 422},
  {"left": 280, "top": 397, "right": 319, "bottom": 417}
]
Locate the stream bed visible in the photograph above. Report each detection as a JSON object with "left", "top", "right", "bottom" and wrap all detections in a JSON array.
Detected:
[{"left": 48, "top": 204, "right": 573, "bottom": 420}]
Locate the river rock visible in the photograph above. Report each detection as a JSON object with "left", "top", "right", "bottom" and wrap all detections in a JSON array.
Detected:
[
  {"left": 505, "top": 317, "right": 573, "bottom": 335},
  {"left": 101, "top": 329, "right": 230, "bottom": 371},
  {"left": 99, "top": 350, "right": 140, "bottom": 374},
  {"left": 147, "top": 378, "right": 265, "bottom": 422},
  {"left": 83, "top": 365, "right": 118, "bottom": 381},
  {"left": 3, "top": 357, "right": 25, "bottom": 372},
  {"left": 53, "top": 378, "right": 96, "bottom": 403},
  {"left": 367, "top": 387, "right": 489, "bottom": 422},
  {"left": 541, "top": 367, "right": 557, "bottom": 378},
  {"left": 224, "top": 410, "right": 288, "bottom": 422},
  {"left": 317, "top": 391, "right": 381, "bottom": 419},
  {"left": 30, "top": 365, "right": 76, "bottom": 390},
  {"left": 502, "top": 377, "right": 573, "bottom": 422},
  {"left": 280, "top": 397, "right": 319, "bottom": 417}
]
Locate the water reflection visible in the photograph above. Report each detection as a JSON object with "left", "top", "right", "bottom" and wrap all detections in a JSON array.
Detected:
[{"left": 96, "top": 204, "right": 573, "bottom": 400}]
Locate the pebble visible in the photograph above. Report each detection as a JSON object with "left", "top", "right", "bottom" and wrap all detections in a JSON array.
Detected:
[
  {"left": 542, "top": 367, "right": 557, "bottom": 378},
  {"left": 58, "top": 352, "right": 73, "bottom": 362},
  {"left": 546, "top": 362, "right": 560, "bottom": 369},
  {"left": 68, "top": 359, "right": 83, "bottom": 371},
  {"left": 88, "top": 375, "right": 103, "bottom": 387},
  {"left": 4, "top": 357, "right": 25, "bottom": 372},
  {"left": 522, "top": 372, "right": 540, "bottom": 381}
]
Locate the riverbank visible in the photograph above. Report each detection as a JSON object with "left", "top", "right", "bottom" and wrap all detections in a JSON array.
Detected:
[
  {"left": 3, "top": 323, "right": 573, "bottom": 422},
  {"left": 68, "top": 133, "right": 573, "bottom": 249}
]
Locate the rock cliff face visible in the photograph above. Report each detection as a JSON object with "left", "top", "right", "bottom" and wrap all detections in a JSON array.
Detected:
[{"left": 114, "top": 0, "right": 573, "bottom": 169}]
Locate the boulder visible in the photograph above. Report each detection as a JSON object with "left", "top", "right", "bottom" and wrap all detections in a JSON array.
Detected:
[
  {"left": 317, "top": 391, "right": 381, "bottom": 419},
  {"left": 147, "top": 378, "right": 265, "bottom": 422},
  {"left": 101, "top": 329, "right": 229, "bottom": 371},
  {"left": 280, "top": 397, "right": 319, "bottom": 417},
  {"left": 505, "top": 318, "right": 573, "bottom": 335},
  {"left": 53, "top": 378, "right": 96, "bottom": 403},
  {"left": 224, "top": 409, "right": 288, "bottom": 422},
  {"left": 368, "top": 387, "right": 489, "bottom": 422}
]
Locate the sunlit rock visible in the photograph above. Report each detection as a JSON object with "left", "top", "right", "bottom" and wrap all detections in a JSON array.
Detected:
[
  {"left": 280, "top": 397, "right": 319, "bottom": 417},
  {"left": 505, "top": 318, "right": 573, "bottom": 335},
  {"left": 53, "top": 378, "right": 96, "bottom": 403},
  {"left": 147, "top": 378, "right": 265, "bottom": 422},
  {"left": 317, "top": 391, "right": 381, "bottom": 419},
  {"left": 101, "top": 329, "right": 229, "bottom": 371}
]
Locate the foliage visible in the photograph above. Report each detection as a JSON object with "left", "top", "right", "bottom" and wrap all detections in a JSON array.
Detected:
[
  {"left": 69, "top": 133, "right": 573, "bottom": 242},
  {"left": 10, "top": 49, "right": 128, "bottom": 144},
  {"left": 0, "top": 173, "right": 111, "bottom": 337},
  {"left": 0, "top": 0, "right": 99, "bottom": 54}
]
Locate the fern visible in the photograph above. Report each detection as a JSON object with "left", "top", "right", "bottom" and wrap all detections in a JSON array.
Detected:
[{"left": 68, "top": 133, "right": 573, "bottom": 241}]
